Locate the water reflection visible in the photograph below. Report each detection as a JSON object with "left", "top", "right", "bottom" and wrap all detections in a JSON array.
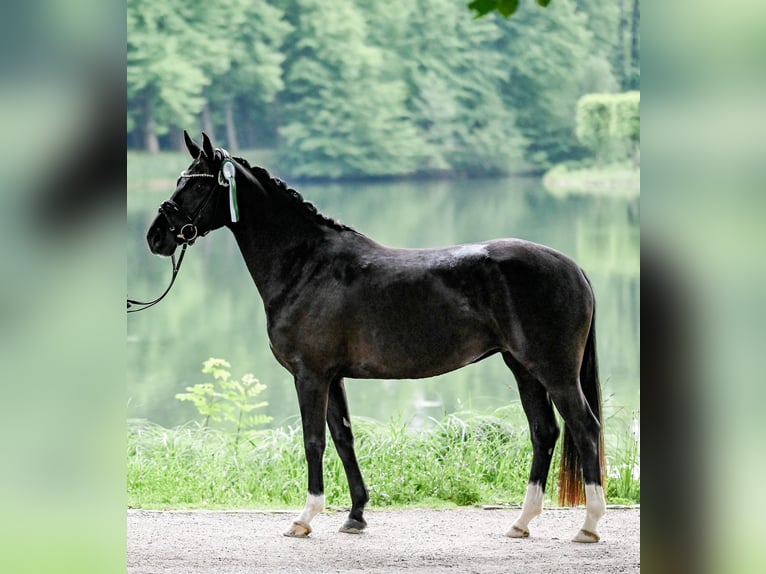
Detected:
[{"left": 128, "top": 177, "right": 639, "bottom": 428}]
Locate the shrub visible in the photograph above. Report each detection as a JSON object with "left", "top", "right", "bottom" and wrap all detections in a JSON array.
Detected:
[{"left": 575, "top": 92, "right": 640, "bottom": 165}]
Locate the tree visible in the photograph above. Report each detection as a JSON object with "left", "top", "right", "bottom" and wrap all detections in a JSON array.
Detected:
[
  {"left": 362, "top": 0, "right": 527, "bottom": 175},
  {"left": 575, "top": 91, "right": 639, "bottom": 165},
  {"left": 574, "top": 0, "right": 620, "bottom": 62},
  {"left": 496, "top": 0, "right": 593, "bottom": 168},
  {"left": 128, "top": 0, "right": 244, "bottom": 152},
  {"left": 611, "top": 91, "right": 640, "bottom": 164},
  {"left": 128, "top": 0, "right": 210, "bottom": 152},
  {"left": 628, "top": 0, "right": 640, "bottom": 90},
  {"left": 575, "top": 94, "right": 612, "bottom": 163},
  {"left": 204, "top": 0, "right": 292, "bottom": 151},
  {"left": 573, "top": 0, "right": 621, "bottom": 94},
  {"left": 275, "top": 0, "right": 424, "bottom": 178}
]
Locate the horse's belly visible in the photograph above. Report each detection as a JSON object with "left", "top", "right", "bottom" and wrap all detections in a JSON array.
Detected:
[
  {"left": 344, "top": 352, "right": 489, "bottom": 379},
  {"left": 343, "top": 319, "right": 499, "bottom": 379}
]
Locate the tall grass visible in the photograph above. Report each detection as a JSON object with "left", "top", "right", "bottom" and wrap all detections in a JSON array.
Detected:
[
  {"left": 128, "top": 407, "right": 640, "bottom": 509},
  {"left": 604, "top": 410, "right": 641, "bottom": 504}
]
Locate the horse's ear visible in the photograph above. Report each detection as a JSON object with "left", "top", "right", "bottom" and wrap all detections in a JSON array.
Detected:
[
  {"left": 201, "top": 132, "right": 214, "bottom": 160},
  {"left": 183, "top": 130, "right": 202, "bottom": 159}
]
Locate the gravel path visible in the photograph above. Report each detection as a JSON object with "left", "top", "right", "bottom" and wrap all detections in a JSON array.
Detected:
[{"left": 128, "top": 506, "right": 639, "bottom": 573}]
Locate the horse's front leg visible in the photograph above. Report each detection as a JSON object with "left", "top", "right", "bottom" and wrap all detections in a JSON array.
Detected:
[
  {"left": 284, "top": 374, "right": 330, "bottom": 538},
  {"left": 327, "top": 377, "right": 369, "bottom": 533}
]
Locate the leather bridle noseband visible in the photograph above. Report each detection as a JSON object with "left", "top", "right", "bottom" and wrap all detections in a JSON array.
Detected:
[
  {"left": 127, "top": 149, "right": 236, "bottom": 313},
  {"left": 159, "top": 148, "right": 237, "bottom": 246},
  {"left": 158, "top": 173, "right": 217, "bottom": 246}
]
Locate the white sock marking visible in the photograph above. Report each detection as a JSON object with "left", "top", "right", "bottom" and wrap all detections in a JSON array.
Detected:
[
  {"left": 511, "top": 483, "right": 544, "bottom": 532},
  {"left": 581, "top": 484, "right": 606, "bottom": 534},
  {"left": 296, "top": 493, "right": 325, "bottom": 526}
]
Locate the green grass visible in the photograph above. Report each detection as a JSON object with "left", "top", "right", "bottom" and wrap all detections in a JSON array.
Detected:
[
  {"left": 542, "top": 162, "right": 640, "bottom": 197},
  {"left": 128, "top": 408, "right": 640, "bottom": 510}
]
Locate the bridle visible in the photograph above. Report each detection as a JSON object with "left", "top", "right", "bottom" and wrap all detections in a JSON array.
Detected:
[
  {"left": 127, "top": 148, "right": 237, "bottom": 313},
  {"left": 158, "top": 173, "right": 217, "bottom": 246},
  {"left": 159, "top": 148, "right": 239, "bottom": 244}
]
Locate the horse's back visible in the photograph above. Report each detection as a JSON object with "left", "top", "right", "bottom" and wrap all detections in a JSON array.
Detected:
[{"left": 268, "top": 234, "right": 593, "bottom": 379}]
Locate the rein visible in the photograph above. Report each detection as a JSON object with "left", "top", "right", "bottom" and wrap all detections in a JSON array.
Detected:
[
  {"left": 127, "top": 244, "right": 188, "bottom": 313},
  {"left": 127, "top": 148, "right": 238, "bottom": 314}
]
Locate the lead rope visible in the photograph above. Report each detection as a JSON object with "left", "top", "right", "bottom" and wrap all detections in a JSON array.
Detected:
[{"left": 127, "top": 244, "right": 188, "bottom": 313}]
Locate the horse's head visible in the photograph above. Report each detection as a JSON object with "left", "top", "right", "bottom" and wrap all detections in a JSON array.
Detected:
[{"left": 147, "top": 131, "right": 235, "bottom": 256}]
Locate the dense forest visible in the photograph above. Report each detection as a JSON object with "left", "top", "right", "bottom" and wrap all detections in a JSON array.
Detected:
[{"left": 127, "top": 0, "right": 640, "bottom": 178}]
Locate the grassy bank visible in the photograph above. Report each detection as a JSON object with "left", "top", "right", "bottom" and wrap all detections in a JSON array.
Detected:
[
  {"left": 542, "top": 162, "right": 640, "bottom": 197},
  {"left": 128, "top": 409, "right": 639, "bottom": 510}
]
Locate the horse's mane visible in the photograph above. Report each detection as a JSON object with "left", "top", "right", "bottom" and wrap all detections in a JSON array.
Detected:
[{"left": 235, "top": 156, "right": 353, "bottom": 233}]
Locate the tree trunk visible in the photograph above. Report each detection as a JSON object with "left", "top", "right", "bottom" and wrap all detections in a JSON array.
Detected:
[
  {"left": 168, "top": 126, "right": 183, "bottom": 151},
  {"left": 630, "top": 0, "right": 640, "bottom": 90},
  {"left": 272, "top": 98, "right": 281, "bottom": 148},
  {"left": 201, "top": 102, "right": 215, "bottom": 140},
  {"left": 616, "top": 0, "right": 627, "bottom": 90},
  {"left": 244, "top": 121, "right": 255, "bottom": 150},
  {"left": 224, "top": 99, "right": 239, "bottom": 153},
  {"left": 143, "top": 90, "right": 160, "bottom": 154}
]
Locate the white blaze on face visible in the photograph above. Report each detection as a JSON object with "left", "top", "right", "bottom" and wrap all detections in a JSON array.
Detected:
[{"left": 296, "top": 493, "right": 325, "bottom": 526}]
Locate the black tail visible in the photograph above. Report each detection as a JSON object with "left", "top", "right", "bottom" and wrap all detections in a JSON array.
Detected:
[{"left": 558, "top": 299, "right": 606, "bottom": 506}]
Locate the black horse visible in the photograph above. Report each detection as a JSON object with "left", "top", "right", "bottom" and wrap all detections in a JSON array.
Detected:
[{"left": 147, "top": 132, "right": 607, "bottom": 543}]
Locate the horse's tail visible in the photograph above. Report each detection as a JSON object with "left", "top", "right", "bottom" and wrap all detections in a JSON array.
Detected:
[{"left": 558, "top": 290, "right": 606, "bottom": 506}]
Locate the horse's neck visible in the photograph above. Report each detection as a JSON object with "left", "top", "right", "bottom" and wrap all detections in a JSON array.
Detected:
[{"left": 228, "top": 190, "right": 328, "bottom": 306}]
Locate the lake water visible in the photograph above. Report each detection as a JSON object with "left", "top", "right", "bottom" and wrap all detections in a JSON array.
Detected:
[{"left": 128, "top": 176, "right": 639, "bottom": 429}]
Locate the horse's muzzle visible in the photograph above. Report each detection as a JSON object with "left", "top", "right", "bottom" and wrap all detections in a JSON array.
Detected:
[{"left": 147, "top": 219, "right": 178, "bottom": 257}]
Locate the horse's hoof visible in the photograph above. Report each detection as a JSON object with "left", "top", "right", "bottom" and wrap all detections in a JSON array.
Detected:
[
  {"left": 505, "top": 525, "right": 529, "bottom": 538},
  {"left": 339, "top": 517, "right": 367, "bottom": 534},
  {"left": 572, "top": 529, "right": 600, "bottom": 543},
  {"left": 284, "top": 521, "right": 312, "bottom": 538}
]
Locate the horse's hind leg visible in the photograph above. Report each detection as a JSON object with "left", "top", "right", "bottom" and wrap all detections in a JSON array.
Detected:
[
  {"left": 327, "top": 377, "right": 369, "bottom": 533},
  {"left": 546, "top": 386, "right": 606, "bottom": 543},
  {"left": 502, "top": 352, "right": 560, "bottom": 539}
]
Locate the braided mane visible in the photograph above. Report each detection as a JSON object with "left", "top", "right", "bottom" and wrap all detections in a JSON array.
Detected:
[{"left": 235, "top": 157, "right": 352, "bottom": 233}]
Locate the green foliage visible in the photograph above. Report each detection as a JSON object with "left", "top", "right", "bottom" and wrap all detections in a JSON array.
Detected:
[
  {"left": 276, "top": 0, "right": 423, "bottom": 178},
  {"left": 579, "top": 55, "right": 619, "bottom": 95},
  {"left": 202, "top": 0, "right": 292, "bottom": 149},
  {"left": 575, "top": 94, "right": 613, "bottom": 161},
  {"left": 396, "top": 0, "right": 526, "bottom": 175},
  {"left": 468, "top": 0, "right": 549, "bottom": 19},
  {"left": 127, "top": 0, "right": 210, "bottom": 139},
  {"left": 128, "top": 0, "right": 290, "bottom": 150},
  {"left": 574, "top": 0, "right": 620, "bottom": 64},
  {"left": 575, "top": 91, "right": 639, "bottom": 164},
  {"left": 496, "top": 0, "right": 594, "bottom": 168},
  {"left": 127, "top": 0, "right": 639, "bottom": 177},
  {"left": 175, "top": 358, "right": 273, "bottom": 432},
  {"left": 611, "top": 91, "right": 640, "bottom": 144},
  {"left": 605, "top": 411, "right": 640, "bottom": 504}
]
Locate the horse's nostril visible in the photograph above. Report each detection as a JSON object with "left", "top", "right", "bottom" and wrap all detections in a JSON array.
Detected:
[{"left": 147, "top": 227, "right": 162, "bottom": 250}]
